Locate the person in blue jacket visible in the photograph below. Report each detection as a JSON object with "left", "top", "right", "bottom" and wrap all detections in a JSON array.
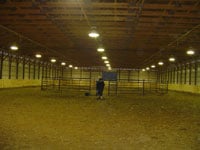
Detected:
[{"left": 96, "top": 78, "right": 105, "bottom": 100}]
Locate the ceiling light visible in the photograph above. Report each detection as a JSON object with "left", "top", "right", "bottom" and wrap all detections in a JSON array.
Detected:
[
  {"left": 51, "top": 58, "right": 56, "bottom": 63},
  {"left": 10, "top": 45, "right": 18, "bottom": 51},
  {"left": 151, "top": 65, "right": 156, "bottom": 68},
  {"left": 74, "top": 66, "right": 78, "bottom": 70},
  {"left": 108, "top": 67, "right": 112, "bottom": 70},
  {"left": 97, "top": 48, "right": 105, "bottom": 52},
  {"left": 142, "top": 69, "right": 146, "bottom": 72},
  {"left": 69, "top": 64, "right": 73, "bottom": 68},
  {"left": 169, "top": 57, "right": 175, "bottom": 62},
  {"left": 158, "top": 61, "right": 164, "bottom": 66},
  {"left": 187, "top": 50, "right": 195, "bottom": 55},
  {"left": 146, "top": 67, "right": 150, "bottom": 70},
  {"left": 102, "top": 56, "right": 107, "bottom": 60},
  {"left": 61, "top": 62, "right": 66, "bottom": 66},
  {"left": 88, "top": 32, "right": 99, "bottom": 38},
  {"left": 104, "top": 60, "right": 109, "bottom": 64},
  {"left": 35, "top": 54, "right": 42, "bottom": 58},
  {"left": 106, "top": 64, "right": 110, "bottom": 67},
  {"left": 88, "top": 27, "right": 100, "bottom": 38}
]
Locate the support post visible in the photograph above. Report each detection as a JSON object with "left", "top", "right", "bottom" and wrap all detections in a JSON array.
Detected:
[
  {"left": 166, "top": 81, "right": 169, "bottom": 94},
  {"left": 38, "top": 62, "right": 40, "bottom": 79},
  {"left": 173, "top": 67, "right": 176, "bottom": 84},
  {"left": 184, "top": 65, "right": 187, "bottom": 84},
  {"left": 8, "top": 53, "right": 12, "bottom": 79},
  {"left": 176, "top": 66, "right": 179, "bottom": 84},
  {"left": 70, "top": 67, "right": 72, "bottom": 78},
  {"left": 45, "top": 63, "right": 48, "bottom": 78},
  {"left": 180, "top": 65, "right": 183, "bottom": 84},
  {"left": 189, "top": 63, "right": 192, "bottom": 85},
  {"left": 28, "top": 58, "right": 31, "bottom": 79},
  {"left": 142, "top": 80, "right": 145, "bottom": 96},
  {"left": 61, "top": 66, "right": 64, "bottom": 78},
  {"left": 118, "top": 69, "right": 121, "bottom": 81},
  {"left": 16, "top": 55, "right": 19, "bottom": 79},
  {"left": 0, "top": 50, "right": 4, "bottom": 79},
  {"left": 33, "top": 60, "right": 36, "bottom": 79},
  {"left": 59, "top": 77, "right": 61, "bottom": 91},
  {"left": 108, "top": 81, "right": 110, "bottom": 96},
  {"left": 170, "top": 68, "right": 172, "bottom": 84},
  {"left": 22, "top": 57, "right": 25, "bottom": 79},
  {"left": 194, "top": 61, "right": 197, "bottom": 85},
  {"left": 48, "top": 64, "right": 51, "bottom": 78},
  {"left": 89, "top": 68, "right": 92, "bottom": 92}
]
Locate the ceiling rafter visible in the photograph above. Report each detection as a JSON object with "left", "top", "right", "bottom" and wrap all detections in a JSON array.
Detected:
[{"left": 0, "top": 0, "right": 199, "bottom": 68}]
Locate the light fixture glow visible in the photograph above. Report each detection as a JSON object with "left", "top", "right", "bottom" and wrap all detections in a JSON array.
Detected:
[
  {"left": 169, "top": 57, "right": 175, "bottom": 62},
  {"left": 146, "top": 67, "right": 150, "bottom": 70},
  {"left": 61, "top": 62, "right": 66, "bottom": 66},
  {"left": 104, "top": 60, "right": 109, "bottom": 64},
  {"left": 142, "top": 69, "right": 146, "bottom": 72},
  {"left": 74, "top": 66, "right": 78, "bottom": 70},
  {"left": 97, "top": 48, "right": 105, "bottom": 52},
  {"left": 35, "top": 54, "right": 42, "bottom": 58},
  {"left": 51, "top": 58, "right": 56, "bottom": 63},
  {"left": 102, "top": 56, "right": 107, "bottom": 60},
  {"left": 187, "top": 50, "right": 195, "bottom": 55},
  {"left": 88, "top": 31, "right": 99, "bottom": 38},
  {"left": 106, "top": 64, "right": 110, "bottom": 67},
  {"left": 69, "top": 64, "right": 73, "bottom": 68},
  {"left": 10, "top": 45, "right": 18, "bottom": 51},
  {"left": 151, "top": 65, "right": 156, "bottom": 68},
  {"left": 108, "top": 67, "right": 112, "bottom": 70},
  {"left": 158, "top": 61, "right": 164, "bottom": 66}
]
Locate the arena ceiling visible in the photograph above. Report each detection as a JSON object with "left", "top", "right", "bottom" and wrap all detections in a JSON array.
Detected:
[{"left": 0, "top": 0, "right": 200, "bottom": 69}]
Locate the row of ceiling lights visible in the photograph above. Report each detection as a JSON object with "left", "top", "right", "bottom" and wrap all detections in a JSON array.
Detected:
[
  {"left": 10, "top": 43, "right": 196, "bottom": 72},
  {"left": 142, "top": 49, "right": 196, "bottom": 72},
  {"left": 10, "top": 45, "right": 79, "bottom": 70},
  {"left": 88, "top": 27, "right": 112, "bottom": 70}
]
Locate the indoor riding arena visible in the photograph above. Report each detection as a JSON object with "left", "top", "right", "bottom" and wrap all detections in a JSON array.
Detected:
[{"left": 0, "top": 0, "right": 200, "bottom": 150}]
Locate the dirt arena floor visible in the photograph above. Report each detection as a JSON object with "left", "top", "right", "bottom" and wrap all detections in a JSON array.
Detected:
[{"left": 0, "top": 87, "right": 200, "bottom": 150}]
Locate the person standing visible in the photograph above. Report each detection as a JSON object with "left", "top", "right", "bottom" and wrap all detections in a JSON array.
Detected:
[{"left": 96, "top": 78, "right": 105, "bottom": 100}]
